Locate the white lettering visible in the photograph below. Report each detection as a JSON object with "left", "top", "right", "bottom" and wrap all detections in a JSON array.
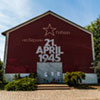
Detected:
[
  {"left": 44, "top": 46, "right": 49, "bottom": 53},
  {"left": 36, "top": 46, "right": 43, "bottom": 54},
  {"left": 36, "top": 39, "right": 64, "bottom": 62}
]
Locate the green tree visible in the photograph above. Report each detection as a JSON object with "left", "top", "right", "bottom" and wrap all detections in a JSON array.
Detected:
[
  {"left": 86, "top": 17, "right": 100, "bottom": 60},
  {"left": 92, "top": 61, "right": 100, "bottom": 82},
  {"left": 0, "top": 59, "right": 4, "bottom": 88},
  {"left": 86, "top": 17, "right": 100, "bottom": 83},
  {"left": 0, "top": 59, "right": 3, "bottom": 82}
]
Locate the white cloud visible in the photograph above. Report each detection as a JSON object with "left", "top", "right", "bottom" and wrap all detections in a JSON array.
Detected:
[
  {"left": 0, "top": 0, "right": 33, "bottom": 27},
  {"left": 0, "top": 36, "right": 5, "bottom": 41},
  {"left": 0, "top": 0, "right": 32, "bottom": 17},
  {"left": 0, "top": 0, "right": 35, "bottom": 60},
  {"left": 75, "top": 0, "right": 95, "bottom": 26},
  {"left": 0, "top": 41, "right": 4, "bottom": 61}
]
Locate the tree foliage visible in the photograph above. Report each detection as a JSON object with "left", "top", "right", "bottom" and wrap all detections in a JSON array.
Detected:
[
  {"left": 86, "top": 16, "right": 100, "bottom": 83},
  {"left": 0, "top": 60, "right": 4, "bottom": 89},
  {"left": 94, "top": 61, "right": 100, "bottom": 82},
  {"left": 64, "top": 72, "right": 86, "bottom": 86},
  {"left": 86, "top": 17, "right": 100, "bottom": 60},
  {"left": 96, "top": 61, "right": 100, "bottom": 77},
  {"left": 0, "top": 60, "right": 3, "bottom": 82},
  {"left": 5, "top": 77, "right": 36, "bottom": 91}
]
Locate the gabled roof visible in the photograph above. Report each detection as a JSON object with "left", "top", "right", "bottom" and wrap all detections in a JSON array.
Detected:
[{"left": 2, "top": 10, "right": 92, "bottom": 36}]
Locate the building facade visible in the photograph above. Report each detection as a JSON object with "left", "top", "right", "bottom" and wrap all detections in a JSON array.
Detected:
[{"left": 2, "top": 11, "right": 97, "bottom": 83}]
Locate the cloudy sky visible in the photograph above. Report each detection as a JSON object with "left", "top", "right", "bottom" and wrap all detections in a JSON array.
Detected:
[{"left": 0, "top": 0, "right": 100, "bottom": 61}]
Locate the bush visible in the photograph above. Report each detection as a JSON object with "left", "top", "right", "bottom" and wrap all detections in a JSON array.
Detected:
[
  {"left": 5, "top": 77, "right": 36, "bottom": 91},
  {"left": 0, "top": 60, "right": 3, "bottom": 82},
  {"left": 0, "top": 70, "right": 3, "bottom": 82},
  {"left": 0, "top": 60, "right": 6, "bottom": 89},
  {"left": 64, "top": 72, "right": 86, "bottom": 87},
  {"left": 29, "top": 73, "right": 37, "bottom": 78},
  {"left": 13, "top": 73, "right": 21, "bottom": 80},
  {"left": 0, "top": 81, "right": 3, "bottom": 89}
]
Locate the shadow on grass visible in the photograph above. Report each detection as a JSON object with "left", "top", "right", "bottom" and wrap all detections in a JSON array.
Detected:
[
  {"left": 73, "top": 84, "right": 100, "bottom": 90},
  {"left": 1, "top": 84, "right": 100, "bottom": 91},
  {"left": 36, "top": 84, "right": 100, "bottom": 90}
]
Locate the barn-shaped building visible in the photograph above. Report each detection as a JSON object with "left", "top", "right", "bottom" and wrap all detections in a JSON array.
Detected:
[{"left": 2, "top": 11, "right": 97, "bottom": 83}]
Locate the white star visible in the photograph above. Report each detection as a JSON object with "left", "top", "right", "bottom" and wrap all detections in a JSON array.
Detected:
[{"left": 43, "top": 24, "right": 56, "bottom": 36}]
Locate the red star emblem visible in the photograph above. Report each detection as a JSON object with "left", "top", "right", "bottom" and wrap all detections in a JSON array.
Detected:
[{"left": 43, "top": 24, "right": 56, "bottom": 36}]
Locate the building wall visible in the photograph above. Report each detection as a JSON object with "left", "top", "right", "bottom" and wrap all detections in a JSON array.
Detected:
[
  {"left": 5, "top": 14, "right": 94, "bottom": 73},
  {"left": 62, "top": 73, "right": 98, "bottom": 84},
  {"left": 4, "top": 73, "right": 98, "bottom": 84},
  {"left": 82, "top": 73, "right": 98, "bottom": 84}
]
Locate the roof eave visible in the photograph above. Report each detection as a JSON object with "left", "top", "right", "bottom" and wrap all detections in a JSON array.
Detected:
[
  {"left": 1, "top": 10, "right": 92, "bottom": 36},
  {"left": 1, "top": 10, "right": 52, "bottom": 36}
]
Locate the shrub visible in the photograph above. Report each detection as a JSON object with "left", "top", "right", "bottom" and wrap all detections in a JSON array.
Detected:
[
  {"left": 0, "top": 60, "right": 3, "bottom": 82},
  {"left": 29, "top": 73, "right": 37, "bottom": 78},
  {"left": 64, "top": 72, "right": 86, "bottom": 87},
  {"left": 13, "top": 73, "right": 21, "bottom": 80},
  {"left": 5, "top": 77, "right": 36, "bottom": 91},
  {"left": 0, "top": 60, "right": 7, "bottom": 89},
  {"left": 0, "top": 70, "right": 3, "bottom": 82},
  {"left": 0, "top": 81, "right": 3, "bottom": 89}
]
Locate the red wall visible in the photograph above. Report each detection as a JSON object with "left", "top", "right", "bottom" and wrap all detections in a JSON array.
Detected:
[{"left": 6, "top": 14, "right": 94, "bottom": 73}]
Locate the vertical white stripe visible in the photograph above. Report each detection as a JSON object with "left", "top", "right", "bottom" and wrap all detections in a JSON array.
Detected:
[
  {"left": 3, "top": 32, "right": 9, "bottom": 74},
  {"left": 91, "top": 33, "right": 96, "bottom": 73}
]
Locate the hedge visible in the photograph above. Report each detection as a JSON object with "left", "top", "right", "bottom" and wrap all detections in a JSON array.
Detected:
[
  {"left": 64, "top": 72, "right": 86, "bottom": 86},
  {"left": 5, "top": 77, "right": 36, "bottom": 91}
]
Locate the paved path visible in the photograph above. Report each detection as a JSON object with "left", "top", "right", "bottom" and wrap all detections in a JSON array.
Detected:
[
  {"left": 0, "top": 89, "right": 100, "bottom": 100},
  {"left": 37, "top": 84, "right": 70, "bottom": 90}
]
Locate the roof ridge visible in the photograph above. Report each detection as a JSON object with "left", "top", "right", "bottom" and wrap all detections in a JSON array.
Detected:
[{"left": 2, "top": 10, "right": 92, "bottom": 36}]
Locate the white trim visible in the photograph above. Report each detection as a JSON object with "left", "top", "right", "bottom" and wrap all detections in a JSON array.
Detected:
[
  {"left": 4, "top": 32, "right": 9, "bottom": 73},
  {"left": 91, "top": 33, "right": 96, "bottom": 73},
  {"left": 91, "top": 33, "right": 95, "bottom": 61},
  {"left": 3, "top": 36, "right": 6, "bottom": 73},
  {"left": 3, "top": 11, "right": 92, "bottom": 35},
  {"left": 49, "top": 12, "right": 92, "bottom": 35},
  {"left": 3, "top": 13, "right": 50, "bottom": 34}
]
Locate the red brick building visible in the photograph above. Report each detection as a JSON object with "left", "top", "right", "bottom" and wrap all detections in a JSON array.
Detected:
[{"left": 2, "top": 11, "right": 97, "bottom": 83}]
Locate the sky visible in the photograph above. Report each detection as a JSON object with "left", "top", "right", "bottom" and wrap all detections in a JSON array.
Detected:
[{"left": 0, "top": 0, "right": 100, "bottom": 61}]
